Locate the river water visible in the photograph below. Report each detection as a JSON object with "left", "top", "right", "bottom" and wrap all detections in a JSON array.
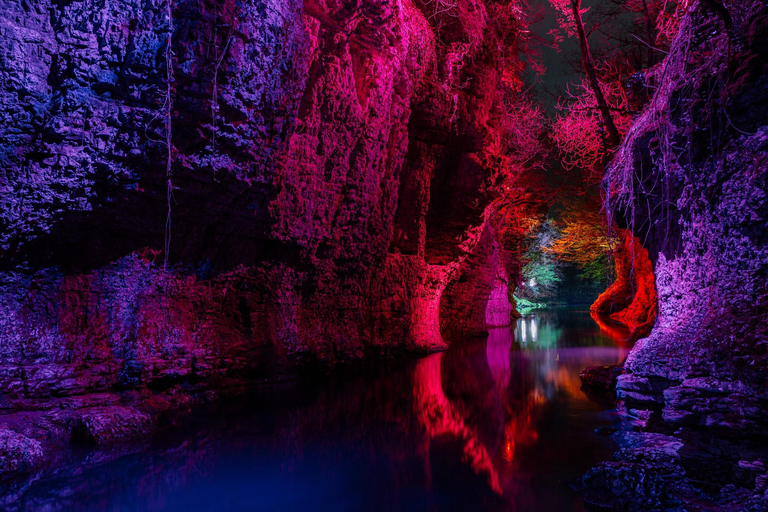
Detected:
[{"left": 3, "top": 309, "right": 631, "bottom": 512}]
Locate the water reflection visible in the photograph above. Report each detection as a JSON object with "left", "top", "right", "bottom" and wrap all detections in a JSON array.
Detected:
[
  {"left": 414, "top": 309, "right": 630, "bottom": 509},
  {"left": 2, "top": 309, "right": 631, "bottom": 512},
  {"left": 516, "top": 315, "right": 546, "bottom": 344}
]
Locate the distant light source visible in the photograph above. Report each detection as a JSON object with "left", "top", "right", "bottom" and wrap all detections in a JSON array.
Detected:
[{"left": 529, "top": 278, "right": 536, "bottom": 287}]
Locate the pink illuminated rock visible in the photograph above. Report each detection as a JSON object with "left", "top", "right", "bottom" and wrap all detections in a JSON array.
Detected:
[{"left": 0, "top": 0, "right": 529, "bottom": 457}]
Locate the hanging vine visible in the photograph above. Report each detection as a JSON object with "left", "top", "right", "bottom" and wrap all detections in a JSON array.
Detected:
[
  {"left": 164, "top": 0, "right": 174, "bottom": 272},
  {"left": 209, "top": 4, "right": 235, "bottom": 162}
]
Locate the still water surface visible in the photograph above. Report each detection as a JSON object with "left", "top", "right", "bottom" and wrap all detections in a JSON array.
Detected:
[{"left": 5, "top": 309, "right": 630, "bottom": 512}]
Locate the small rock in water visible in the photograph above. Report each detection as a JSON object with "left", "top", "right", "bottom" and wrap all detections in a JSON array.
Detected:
[
  {"left": 738, "top": 460, "right": 767, "bottom": 473},
  {"left": 70, "top": 406, "right": 152, "bottom": 446},
  {"left": 579, "top": 364, "right": 623, "bottom": 390}
]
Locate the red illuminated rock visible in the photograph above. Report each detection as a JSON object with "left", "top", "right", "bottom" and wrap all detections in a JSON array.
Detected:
[{"left": 590, "top": 229, "right": 658, "bottom": 340}]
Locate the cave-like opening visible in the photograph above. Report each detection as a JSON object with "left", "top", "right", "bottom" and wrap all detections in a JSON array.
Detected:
[{"left": 423, "top": 0, "right": 672, "bottom": 342}]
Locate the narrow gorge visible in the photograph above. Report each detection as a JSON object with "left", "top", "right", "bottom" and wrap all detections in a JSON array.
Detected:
[{"left": 0, "top": 0, "right": 766, "bottom": 510}]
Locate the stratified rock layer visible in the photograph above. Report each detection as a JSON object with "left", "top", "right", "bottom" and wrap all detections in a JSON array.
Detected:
[{"left": 0, "top": 0, "right": 524, "bottom": 465}]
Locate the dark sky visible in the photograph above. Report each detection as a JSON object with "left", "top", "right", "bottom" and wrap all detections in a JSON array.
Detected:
[
  {"left": 525, "top": 0, "right": 579, "bottom": 113},
  {"left": 524, "top": 0, "right": 623, "bottom": 114}
]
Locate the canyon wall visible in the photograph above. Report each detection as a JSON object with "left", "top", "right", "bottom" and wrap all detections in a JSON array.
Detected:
[
  {"left": 609, "top": 0, "right": 768, "bottom": 432},
  {"left": 590, "top": 229, "right": 657, "bottom": 340},
  {"left": 579, "top": 0, "right": 768, "bottom": 508},
  {"left": 0, "top": 0, "right": 525, "bottom": 460}
]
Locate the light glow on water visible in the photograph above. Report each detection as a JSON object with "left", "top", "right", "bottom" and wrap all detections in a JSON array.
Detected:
[{"left": 2, "top": 309, "right": 632, "bottom": 512}]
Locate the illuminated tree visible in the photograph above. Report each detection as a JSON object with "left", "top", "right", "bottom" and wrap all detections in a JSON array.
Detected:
[
  {"left": 546, "top": 193, "right": 616, "bottom": 281},
  {"left": 547, "top": 0, "right": 695, "bottom": 175},
  {"left": 485, "top": 95, "right": 548, "bottom": 187},
  {"left": 655, "top": 0, "right": 693, "bottom": 45},
  {"left": 517, "top": 219, "right": 563, "bottom": 305},
  {"left": 550, "top": 76, "right": 632, "bottom": 172},
  {"left": 482, "top": 0, "right": 550, "bottom": 190},
  {"left": 549, "top": 0, "right": 621, "bottom": 149}
]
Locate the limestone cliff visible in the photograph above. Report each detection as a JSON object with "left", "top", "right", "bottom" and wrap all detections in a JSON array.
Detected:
[
  {"left": 0, "top": 0, "right": 525, "bottom": 460},
  {"left": 578, "top": 0, "right": 768, "bottom": 508}
]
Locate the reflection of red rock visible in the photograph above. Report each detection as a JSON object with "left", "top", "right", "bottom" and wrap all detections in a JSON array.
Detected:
[
  {"left": 500, "top": 401, "right": 539, "bottom": 463},
  {"left": 412, "top": 354, "right": 501, "bottom": 493},
  {"left": 590, "top": 312, "right": 633, "bottom": 348},
  {"left": 412, "top": 321, "right": 631, "bottom": 499},
  {"left": 486, "top": 330, "right": 540, "bottom": 464},
  {"left": 591, "top": 230, "right": 658, "bottom": 340}
]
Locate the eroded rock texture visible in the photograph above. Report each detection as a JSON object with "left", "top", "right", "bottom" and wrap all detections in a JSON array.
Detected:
[
  {"left": 578, "top": 0, "right": 768, "bottom": 508},
  {"left": 609, "top": 0, "right": 768, "bottom": 431},
  {"left": 590, "top": 229, "right": 658, "bottom": 340},
  {"left": 0, "top": 0, "right": 526, "bottom": 461}
]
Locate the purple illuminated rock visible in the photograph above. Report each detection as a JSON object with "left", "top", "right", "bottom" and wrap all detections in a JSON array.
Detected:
[
  {"left": 70, "top": 406, "right": 152, "bottom": 446},
  {"left": 577, "top": 0, "right": 768, "bottom": 508},
  {"left": 0, "top": 429, "right": 43, "bottom": 473},
  {"left": 0, "top": 0, "right": 525, "bottom": 474}
]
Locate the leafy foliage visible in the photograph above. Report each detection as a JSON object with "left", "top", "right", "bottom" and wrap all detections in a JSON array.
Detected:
[
  {"left": 550, "top": 76, "right": 632, "bottom": 172},
  {"left": 655, "top": 0, "right": 693, "bottom": 45},
  {"left": 546, "top": 193, "right": 616, "bottom": 282},
  {"left": 485, "top": 95, "right": 548, "bottom": 187},
  {"left": 515, "top": 219, "right": 563, "bottom": 306}
]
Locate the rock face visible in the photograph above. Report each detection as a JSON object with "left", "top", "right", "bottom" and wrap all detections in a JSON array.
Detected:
[
  {"left": 590, "top": 229, "right": 658, "bottom": 340},
  {"left": 485, "top": 272, "right": 514, "bottom": 328},
  {"left": 608, "top": 0, "right": 768, "bottom": 429},
  {"left": 0, "top": 0, "right": 527, "bottom": 468},
  {"left": 576, "top": 0, "right": 768, "bottom": 508},
  {"left": 0, "top": 429, "right": 42, "bottom": 474}
]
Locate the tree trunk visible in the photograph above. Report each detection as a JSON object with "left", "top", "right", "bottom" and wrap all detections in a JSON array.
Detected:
[{"left": 570, "top": 0, "right": 621, "bottom": 149}]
